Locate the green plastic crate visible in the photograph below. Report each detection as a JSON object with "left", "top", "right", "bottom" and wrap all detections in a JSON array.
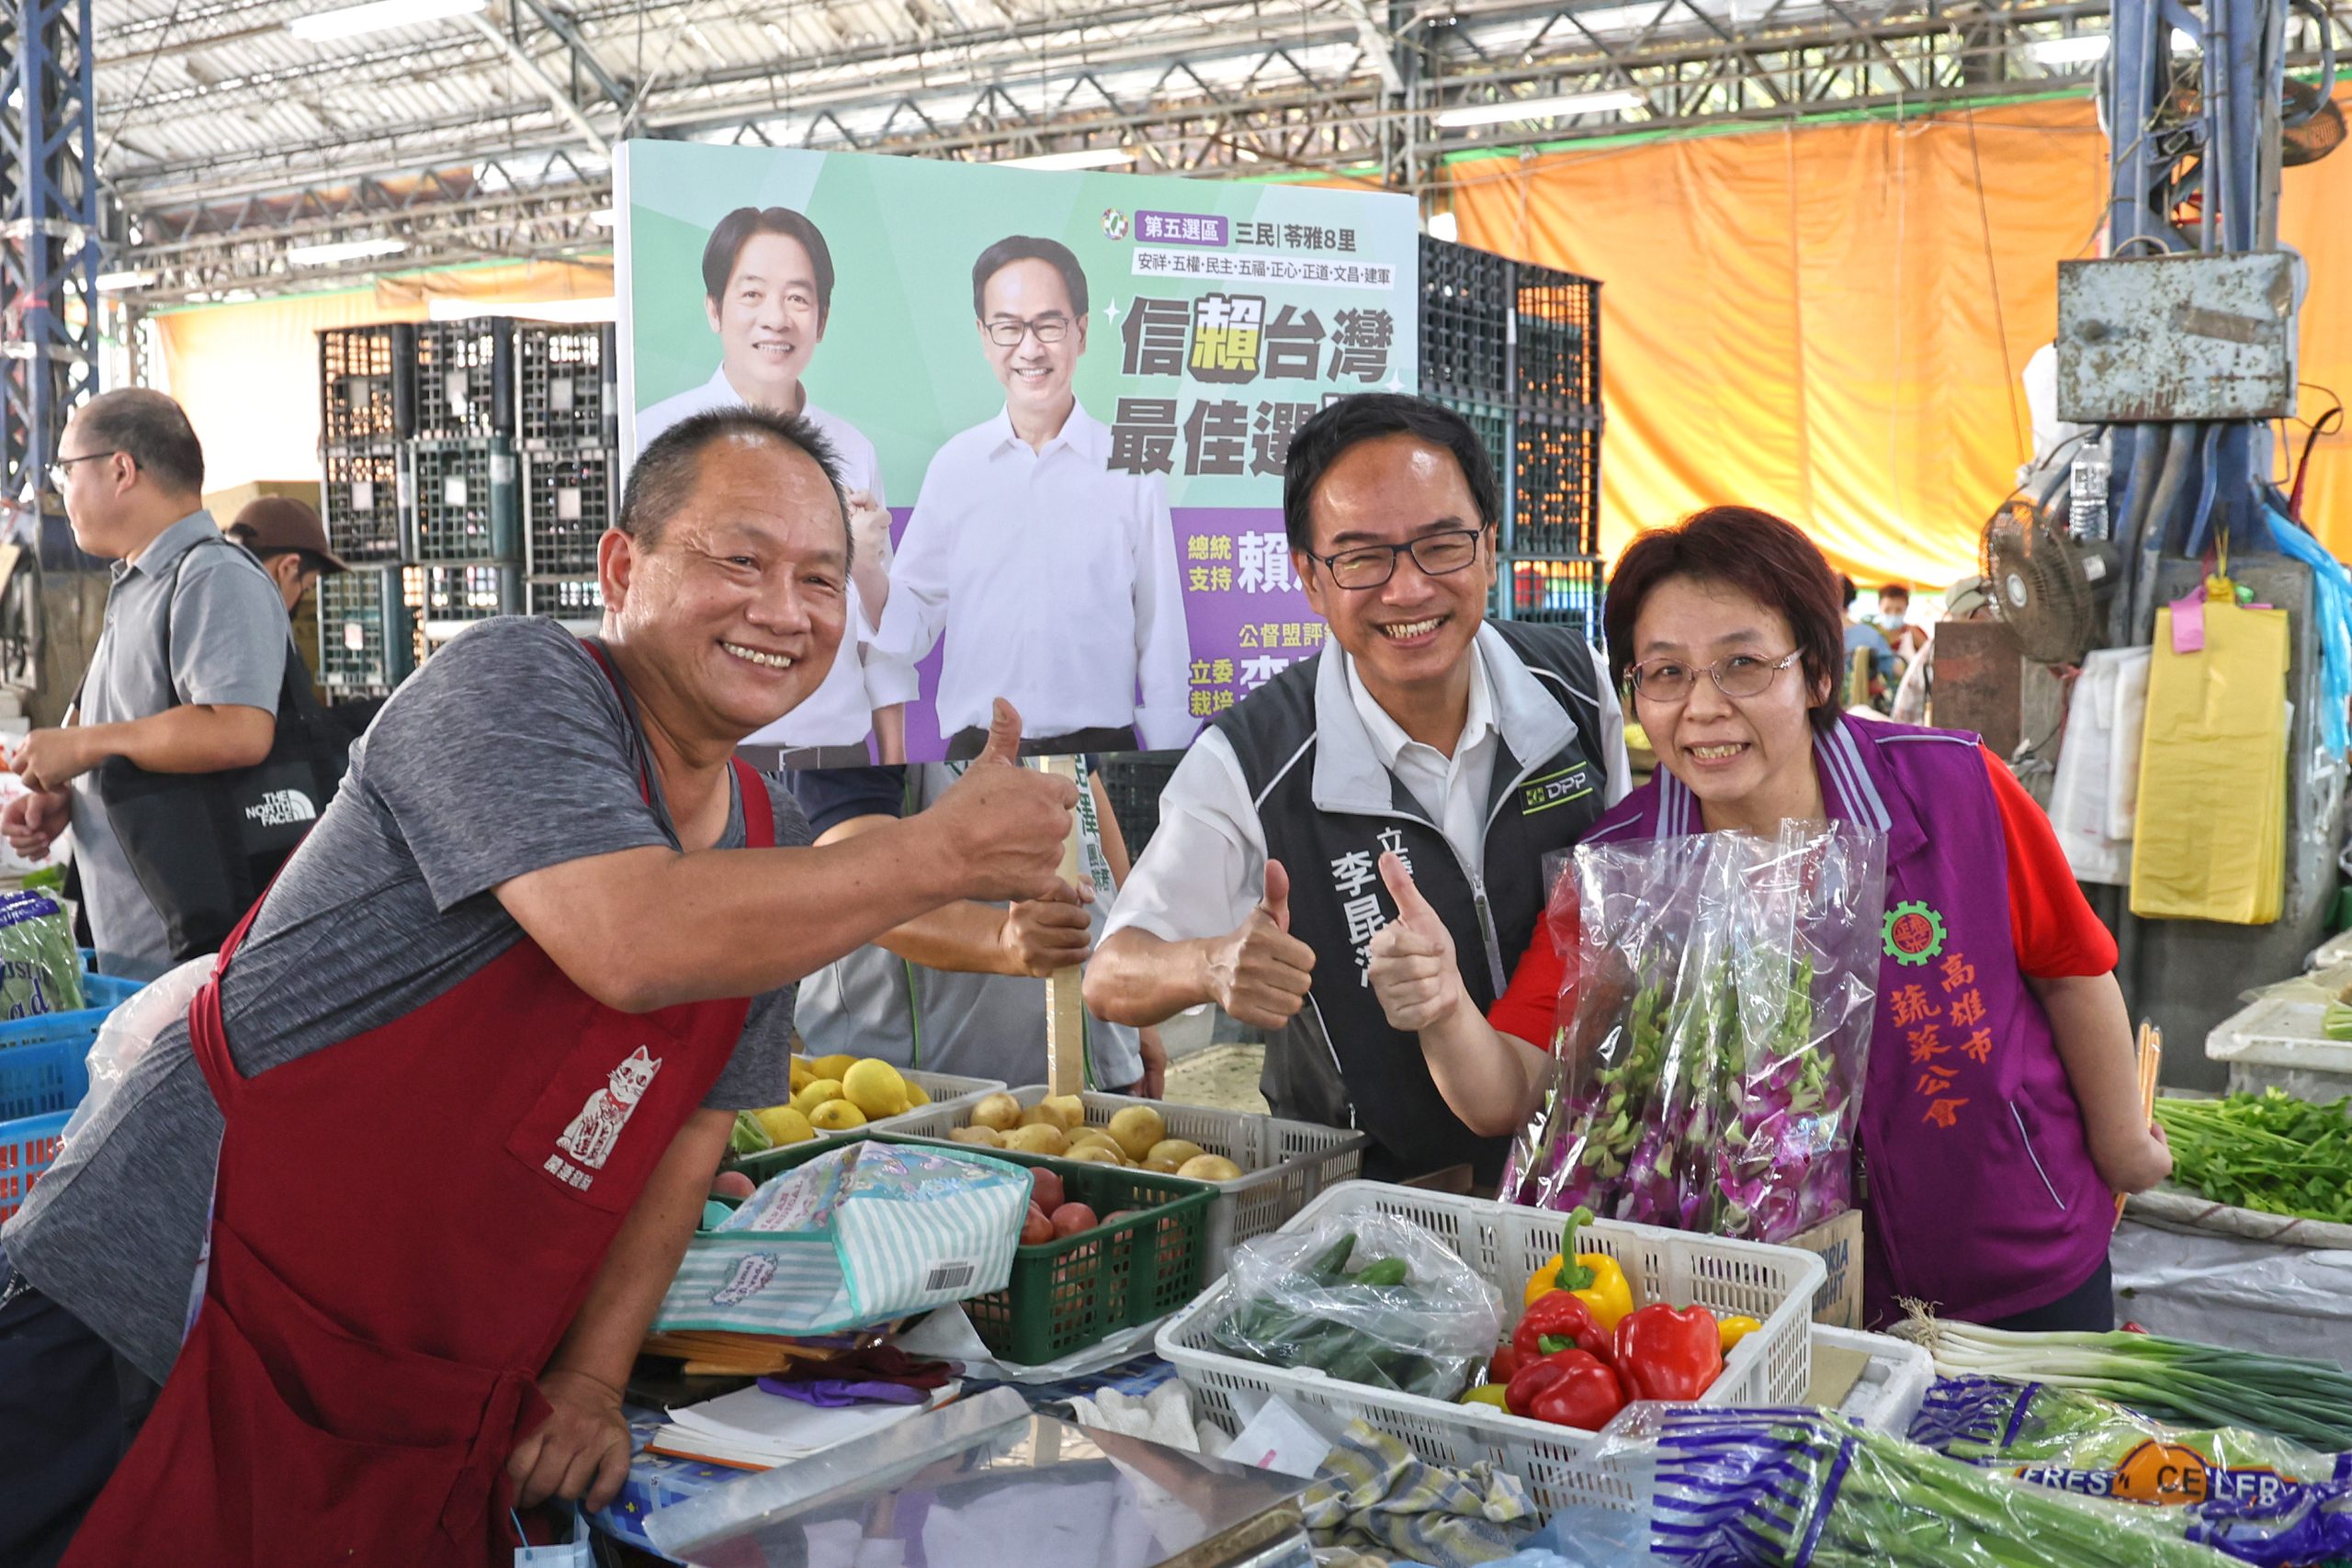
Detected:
[{"left": 733, "top": 1132, "right": 1213, "bottom": 1366}]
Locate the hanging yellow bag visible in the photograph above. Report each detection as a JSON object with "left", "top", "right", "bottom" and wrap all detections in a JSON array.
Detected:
[{"left": 2129, "top": 593, "right": 2289, "bottom": 925}]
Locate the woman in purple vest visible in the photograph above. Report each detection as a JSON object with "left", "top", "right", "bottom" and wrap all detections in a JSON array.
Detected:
[{"left": 1365, "top": 506, "right": 2172, "bottom": 1330}]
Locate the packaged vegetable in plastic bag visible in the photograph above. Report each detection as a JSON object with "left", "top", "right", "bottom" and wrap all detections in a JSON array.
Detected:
[
  {"left": 0, "top": 890, "right": 83, "bottom": 1020},
  {"left": 1909, "top": 1377, "right": 2352, "bottom": 1509},
  {"left": 1210, "top": 1211, "right": 1502, "bottom": 1403},
  {"left": 1504, "top": 820, "right": 1886, "bottom": 1243}
]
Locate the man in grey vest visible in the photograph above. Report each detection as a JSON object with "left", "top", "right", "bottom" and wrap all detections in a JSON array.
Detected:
[{"left": 1088, "top": 394, "right": 1630, "bottom": 1183}]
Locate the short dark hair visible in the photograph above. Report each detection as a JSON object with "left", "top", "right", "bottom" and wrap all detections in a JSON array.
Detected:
[
  {"left": 227, "top": 529, "right": 332, "bottom": 578},
  {"left": 620, "top": 407, "right": 848, "bottom": 557},
  {"left": 1878, "top": 583, "right": 1911, "bottom": 604},
  {"left": 1604, "top": 505, "right": 1847, "bottom": 734},
  {"left": 701, "top": 208, "right": 836, "bottom": 321},
  {"left": 970, "top": 237, "right": 1089, "bottom": 320},
  {"left": 74, "top": 388, "right": 204, "bottom": 494},
  {"left": 1279, "top": 393, "right": 1500, "bottom": 554}
]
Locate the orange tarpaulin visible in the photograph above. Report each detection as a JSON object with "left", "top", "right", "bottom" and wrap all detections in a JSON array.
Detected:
[{"left": 1451, "top": 92, "right": 2351, "bottom": 588}]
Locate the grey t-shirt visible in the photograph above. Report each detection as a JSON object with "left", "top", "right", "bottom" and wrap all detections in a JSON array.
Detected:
[
  {"left": 69, "top": 513, "right": 289, "bottom": 980},
  {"left": 5, "top": 615, "right": 808, "bottom": 1381}
]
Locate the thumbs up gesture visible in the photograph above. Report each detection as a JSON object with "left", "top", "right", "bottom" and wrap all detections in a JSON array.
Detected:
[
  {"left": 1368, "top": 852, "right": 1464, "bottom": 1032},
  {"left": 931, "top": 698, "right": 1080, "bottom": 903},
  {"left": 1204, "top": 861, "right": 1317, "bottom": 1030}
]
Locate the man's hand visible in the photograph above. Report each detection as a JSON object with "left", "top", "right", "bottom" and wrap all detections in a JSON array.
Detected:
[
  {"left": 1136, "top": 1026, "right": 1168, "bottom": 1098},
  {"left": 927, "top": 700, "right": 1079, "bottom": 903},
  {"left": 847, "top": 490, "right": 893, "bottom": 564},
  {"left": 2094, "top": 1117, "right": 2174, "bottom": 1196},
  {"left": 509, "top": 1366, "right": 633, "bottom": 1512},
  {"left": 1204, "top": 862, "right": 1316, "bottom": 1030},
  {"left": 997, "top": 880, "right": 1095, "bottom": 976},
  {"left": 10, "top": 728, "right": 98, "bottom": 795},
  {"left": 1, "top": 788, "right": 72, "bottom": 860},
  {"left": 1367, "top": 852, "right": 1465, "bottom": 1032}
]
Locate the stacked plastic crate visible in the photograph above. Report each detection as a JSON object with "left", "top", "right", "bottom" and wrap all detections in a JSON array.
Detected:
[
  {"left": 516, "top": 323, "right": 618, "bottom": 634},
  {"left": 315, "top": 325, "right": 419, "bottom": 701},
  {"left": 405, "top": 321, "right": 524, "bottom": 647},
  {"left": 1417, "top": 235, "right": 1605, "bottom": 640}
]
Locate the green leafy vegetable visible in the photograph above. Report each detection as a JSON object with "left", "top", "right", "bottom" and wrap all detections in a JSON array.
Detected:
[{"left": 2153, "top": 1091, "right": 2352, "bottom": 1225}]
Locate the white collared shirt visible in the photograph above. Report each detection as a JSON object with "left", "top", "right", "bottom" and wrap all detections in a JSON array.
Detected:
[
  {"left": 1102, "top": 630, "right": 1630, "bottom": 946},
  {"left": 865, "top": 403, "right": 1193, "bottom": 747},
  {"left": 636, "top": 371, "right": 893, "bottom": 749}
]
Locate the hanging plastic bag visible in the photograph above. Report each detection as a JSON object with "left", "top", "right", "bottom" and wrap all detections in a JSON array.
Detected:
[
  {"left": 1506, "top": 821, "right": 1886, "bottom": 1244},
  {"left": 1209, "top": 1211, "right": 1502, "bottom": 1403},
  {"left": 60, "top": 954, "right": 215, "bottom": 1144}
]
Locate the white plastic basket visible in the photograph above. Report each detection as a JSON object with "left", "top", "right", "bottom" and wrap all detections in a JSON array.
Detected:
[
  {"left": 890, "top": 1085, "right": 1366, "bottom": 1271},
  {"left": 1809, "top": 1324, "right": 1933, "bottom": 1435},
  {"left": 2203, "top": 995, "right": 2352, "bottom": 1100},
  {"left": 1155, "top": 1180, "right": 1824, "bottom": 1516}
]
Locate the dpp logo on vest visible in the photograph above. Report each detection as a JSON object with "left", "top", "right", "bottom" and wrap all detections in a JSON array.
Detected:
[{"left": 1520, "top": 763, "right": 1596, "bottom": 817}]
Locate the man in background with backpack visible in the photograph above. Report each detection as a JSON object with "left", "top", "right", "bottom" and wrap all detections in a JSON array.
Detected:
[{"left": 1, "top": 389, "right": 288, "bottom": 977}]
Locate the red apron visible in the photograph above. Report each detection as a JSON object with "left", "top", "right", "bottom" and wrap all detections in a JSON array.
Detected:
[{"left": 66, "top": 677, "right": 774, "bottom": 1566}]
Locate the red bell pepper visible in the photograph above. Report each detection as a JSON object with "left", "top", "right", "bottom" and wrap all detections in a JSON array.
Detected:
[
  {"left": 1512, "top": 1290, "right": 1611, "bottom": 1365},
  {"left": 1488, "top": 1342, "right": 1521, "bottom": 1383},
  {"left": 1613, "top": 1303, "right": 1724, "bottom": 1402},
  {"left": 1504, "top": 1348, "right": 1626, "bottom": 1431}
]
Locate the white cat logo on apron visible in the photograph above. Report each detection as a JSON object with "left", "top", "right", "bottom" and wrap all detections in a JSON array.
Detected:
[{"left": 550, "top": 1045, "right": 664, "bottom": 1184}]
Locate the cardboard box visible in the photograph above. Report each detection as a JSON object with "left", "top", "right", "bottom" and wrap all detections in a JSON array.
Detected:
[{"left": 1787, "top": 1208, "right": 1863, "bottom": 1328}]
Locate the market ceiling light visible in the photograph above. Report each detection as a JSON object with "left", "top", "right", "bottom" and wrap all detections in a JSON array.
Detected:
[
  {"left": 2025, "top": 34, "right": 2112, "bottom": 65},
  {"left": 1434, "top": 90, "right": 1645, "bottom": 129},
  {"left": 285, "top": 236, "right": 411, "bottom": 266},
  {"left": 95, "top": 269, "right": 154, "bottom": 291},
  {"left": 1001, "top": 148, "right": 1136, "bottom": 171},
  {"left": 288, "top": 0, "right": 487, "bottom": 42}
]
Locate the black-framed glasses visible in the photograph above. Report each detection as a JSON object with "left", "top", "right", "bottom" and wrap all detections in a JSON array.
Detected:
[
  {"left": 46, "top": 450, "right": 120, "bottom": 488},
  {"left": 1627, "top": 649, "right": 1804, "bottom": 703},
  {"left": 983, "top": 315, "right": 1072, "bottom": 346},
  {"left": 1306, "top": 528, "right": 1486, "bottom": 591}
]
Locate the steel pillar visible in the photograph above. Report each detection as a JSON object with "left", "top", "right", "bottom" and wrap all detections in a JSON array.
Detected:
[{"left": 0, "top": 0, "right": 101, "bottom": 564}]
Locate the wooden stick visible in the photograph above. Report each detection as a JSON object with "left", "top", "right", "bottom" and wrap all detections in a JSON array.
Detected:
[
  {"left": 2115, "top": 1021, "right": 2164, "bottom": 1223},
  {"left": 1035, "top": 753, "right": 1088, "bottom": 1097}
]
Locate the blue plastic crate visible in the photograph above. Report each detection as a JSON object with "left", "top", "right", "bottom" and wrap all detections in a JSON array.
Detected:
[
  {"left": 0, "top": 1006, "right": 107, "bottom": 1053},
  {"left": 0, "top": 1036, "right": 90, "bottom": 1121},
  {"left": 0, "top": 1110, "right": 70, "bottom": 1225}
]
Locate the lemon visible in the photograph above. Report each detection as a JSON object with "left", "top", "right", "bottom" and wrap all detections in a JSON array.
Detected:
[
  {"left": 808, "top": 1054, "right": 858, "bottom": 1084},
  {"left": 755, "top": 1104, "right": 816, "bottom": 1146},
  {"left": 842, "top": 1059, "right": 910, "bottom": 1120},
  {"left": 789, "top": 1057, "right": 815, "bottom": 1093},
  {"left": 903, "top": 1081, "right": 931, "bottom": 1107},
  {"left": 809, "top": 1100, "right": 868, "bottom": 1132},
  {"left": 793, "top": 1077, "right": 844, "bottom": 1113}
]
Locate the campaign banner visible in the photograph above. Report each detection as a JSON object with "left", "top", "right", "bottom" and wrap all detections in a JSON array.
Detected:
[{"left": 616, "top": 142, "right": 1419, "bottom": 763}]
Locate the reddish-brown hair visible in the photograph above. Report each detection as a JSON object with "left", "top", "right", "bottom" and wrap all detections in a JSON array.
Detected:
[{"left": 1604, "top": 505, "right": 1847, "bottom": 733}]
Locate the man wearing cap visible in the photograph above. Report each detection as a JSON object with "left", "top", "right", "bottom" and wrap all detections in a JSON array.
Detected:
[{"left": 224, "top": 495, "right": 349, "bottom": 615}]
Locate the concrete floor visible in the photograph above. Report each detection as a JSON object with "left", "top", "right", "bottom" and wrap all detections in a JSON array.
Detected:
[{"left": 1160, "top": 1042, "right": 1268, "bottom": 1116}]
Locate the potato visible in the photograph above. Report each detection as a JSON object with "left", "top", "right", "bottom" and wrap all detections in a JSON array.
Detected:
[
  {"left": 1052, "top": 1203, "right": 1099, "bottom": 1237},
  {"left": 1144, "top": 1156, "right": 1182, "bottom": 1174},
  {"left": 1176, "top": 1154, "right": 1244, "bottom": 1182},
  {"left": 711, "top": 1170, "right": 757, "bottom": 1200},
  {"left": 1004, "top": 1123, "right": 1067, "bottom": 1156},
  {"left": 1039, "top": 1094, "right": 1087, "bottom": 1132},
  {"left": 1062, "top": 1145, "right": 1123, "bottom": 1166},
  {"left": 1106, "top": 1107, "right": 1167, "bottom": 1161},
  {"left": 1018, "top": 1106, "right": 1061, "bottom": 1130},
  {"left": 1067, "top": 1129, "right": 1125, "bottom": 1156},
  {"left": 1029, "top": 1169, "right": 1066, "bottom": 1213},
  {"left": 1148, "top": 1138, "right": 1206, "bottom": 1168},
  {"left": 969, "top": 1093, "right": 1023, "bottom": 1133},
  {"left": 947, "top": 1125, "right": 1004, "bottom": 1148},
  {"left": 1021, "top": 1205, "right": 1054, "bottom": 1245}
]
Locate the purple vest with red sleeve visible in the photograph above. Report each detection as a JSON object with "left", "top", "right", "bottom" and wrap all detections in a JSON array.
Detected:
[{"left": 1580, "top": 716, "right": 2112, "bottom": 1325}]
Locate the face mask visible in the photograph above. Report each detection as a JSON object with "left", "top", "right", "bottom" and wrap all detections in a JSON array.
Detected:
[{"left": 1878, "top": 609, "right": 1908, "bottom": 631}]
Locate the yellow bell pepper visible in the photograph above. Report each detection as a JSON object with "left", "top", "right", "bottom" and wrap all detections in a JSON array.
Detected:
[
  {"left": 1718, "top": 1314, "right": 1762, "bottom": 1352},
  {"left": 1522, "top": 1251, "right": 1634, "bottom": 1334},
  {"left": 1458, "top": 1383, "right": 1510, "bottom": 1409}
]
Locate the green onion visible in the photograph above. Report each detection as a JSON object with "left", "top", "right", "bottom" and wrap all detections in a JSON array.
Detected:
[{"left": 1890, "top": 1306, "right": 2352, "bottom": 1450}]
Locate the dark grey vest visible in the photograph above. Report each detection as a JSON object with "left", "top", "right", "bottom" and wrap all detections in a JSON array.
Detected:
[{"left": 1212, "top": 623, "right": 1608, "bottom": 1182}]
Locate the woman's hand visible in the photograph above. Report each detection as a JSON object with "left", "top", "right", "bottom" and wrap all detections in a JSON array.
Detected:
[
  {"left": 2093, "top": 1117, "right": 2173, "bottom": 1196},
  {"left": 1367, "top": 852, "right": 1465, "bottom": 1032}
]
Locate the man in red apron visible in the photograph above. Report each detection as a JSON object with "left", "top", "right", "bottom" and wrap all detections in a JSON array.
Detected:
[{"left": 0, "top": 405, "right": 1080, "bottom": 1565}]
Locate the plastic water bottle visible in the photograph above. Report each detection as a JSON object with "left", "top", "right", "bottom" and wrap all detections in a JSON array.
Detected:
[{"left": 2069, "top": 438, "right": 2112, "bottom": 542}]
